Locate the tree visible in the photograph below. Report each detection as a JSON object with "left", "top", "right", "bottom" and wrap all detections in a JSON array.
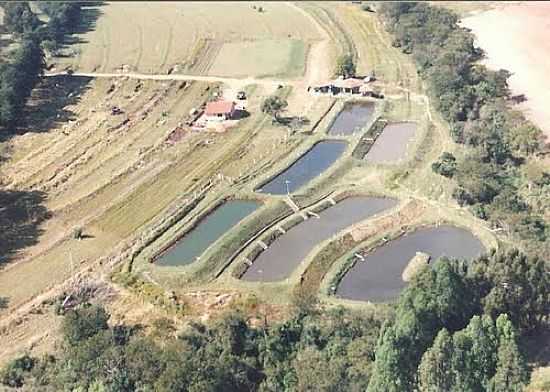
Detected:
[
  {"left": 489, "top": 314, "right": 528, "bottom": 392},
  {"left": 0, "top": 355, "right": 35, "bottom": 388},
  {"left": 469, "top": 249, "right": 550, "bottom": 333},
  {"left": 0, "top": 34, "right": 45, "bottom": 128},
  {"left": 418, "top": 329, "right": 454, "bottom": 392},
  {"left": 62, "top": 305, "right": 109, "bottom": 345},
  {"left": 0, "top": 2, "right": 40, "bottom": 35},
  {"left": 293, "top": 347, "right": 347, "bottom": 392},
  {"left": 419, "top": 314, "right": 525, "bottom": 392},
  {"left": 431, "top": 152, "right": 457, "bottom": 177},
  {"left": 261, "top": 95, "right": 288, "bottom": 123},
  {"left": 453, "top": 315, "right": 498, "bottom": 391},
  {"left": 453, "top": 155, "right": 501, "bottom": 205},
  {"left": 506, "top": 122, "right": 544, "bottom": 157},
  {"left": 367, "top": 324, "right": 410, "bottom": 392},
  {"left": 369, "top": 259, "right": 475, "bottom": 392},
  {"left": 335, "top": 54, "right": 356, "bottom": 78}
]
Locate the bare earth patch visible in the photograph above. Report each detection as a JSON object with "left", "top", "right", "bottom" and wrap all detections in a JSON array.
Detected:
[
  {"left": 462, "top": 2, "right": 550, "bottom": 138},
  {"left": 402, "top": 251, "right": 430, "bottom": 282}
]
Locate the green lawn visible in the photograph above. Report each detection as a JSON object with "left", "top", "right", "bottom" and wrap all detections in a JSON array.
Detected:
[{"left": 208, "top": 39, "right": 307, "bottom": 78}]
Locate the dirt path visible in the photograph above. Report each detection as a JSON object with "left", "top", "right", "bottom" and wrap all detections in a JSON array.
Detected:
[
  {"left": 286, "top": 2, "right": 333, "bottom": 87},
  {"left": 46, "top": 71, "right": 292, "bottom": 90}
]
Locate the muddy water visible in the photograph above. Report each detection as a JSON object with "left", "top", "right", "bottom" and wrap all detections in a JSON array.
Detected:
[
  {"left": 365, "top": 122, "right": 416, "bottom": 164},
  {"left": 336, "top": 225, "right": 485, "bottom": 302},
  {"left": 156, "top": 200, "right": 259, "bottom": 267},
  {"left": 328, "top": 101, "right": 375, "bottom": 136},
  {"left": 258, "top": 140, "right": 348, "bottom": 195},
  {"left": 242, "top": 197, "right": 397, "bottom": 281}
]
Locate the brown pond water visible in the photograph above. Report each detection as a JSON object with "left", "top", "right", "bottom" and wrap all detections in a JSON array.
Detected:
[
  {"left": 336, "top": 225, "right": 485, "bottom": 302},
  {"left": 328, "top": 101, "right": 375, "bottom": 136},
  {"left": 241, "top": 196, "right": 397, "bottom": 282},
  {"left": 365, "top": 122, "right": 416, "bottom": 164}
]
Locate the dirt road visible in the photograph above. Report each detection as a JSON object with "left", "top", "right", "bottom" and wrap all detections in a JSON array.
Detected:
[{"left": 45, "top": 71, "right": 292, "bottom": 89}]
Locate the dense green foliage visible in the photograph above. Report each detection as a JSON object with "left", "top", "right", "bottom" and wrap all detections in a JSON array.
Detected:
[
  {"left": 431, "top": 151, "right": 457, "bottom": 177},
  {"left": 1, "top": 305, "right": 383, "bottom": 391},
  {"left": 0, "top": 36, "right": 45, "bottom": 127},
  {"left": 417, "top": 314, "right": 527, "bottom": 392},
  {"left": 335, "top": 54, "right": 356, "bottom": 78},
  {"left": 0, "top": 2, "right": 83, "bottom": 130},
  {"left": 2, "top": 250, "right": 545, "bottom": 391},
  {"left": 1, "top": 2, "right": 40, "bottom": 36},
  {"left": 36, "top": 2, "right": 82, "bottom": 51},
  {"left": 261, "top": 95, "right": 288, "bottom": 123},
  {"left": 378, "top": 2, "right": 549, "bottom": 256},
  {"left": 367, "top": 250, "right": 547, "bottom": 392}
]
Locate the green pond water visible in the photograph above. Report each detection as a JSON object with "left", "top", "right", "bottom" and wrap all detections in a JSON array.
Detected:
[{"left": 156, "top": 200, "right": 259, "bottom": 267}]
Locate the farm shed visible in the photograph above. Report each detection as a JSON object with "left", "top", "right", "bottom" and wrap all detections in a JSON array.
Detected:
[
  {"left": 205, "top": 100, "right": 236, "bottom": 122},
  {"left": 331, "top": 77, "right": 364, "bottom": 95},
  {"left": 310, "top": 77, "right": 368, "bottom": 96}
]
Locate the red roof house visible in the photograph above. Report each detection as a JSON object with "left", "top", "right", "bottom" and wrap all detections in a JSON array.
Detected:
[{"left": 205, "top": 100, "right": 236, "bottom": 121}]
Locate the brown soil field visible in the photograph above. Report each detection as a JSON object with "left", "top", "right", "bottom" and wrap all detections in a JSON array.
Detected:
[{"left": 462, "top": 2, "right": 550, "bottom": 138}]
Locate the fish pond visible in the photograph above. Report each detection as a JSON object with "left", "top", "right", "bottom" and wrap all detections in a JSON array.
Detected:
[
  {"left": 365, "top": 122, "right": 417, "bottom": 164},
  {"left": 257, "top": 140, "right": 348, "bottom": 195},
  {"left": 241, "top": 196, "right": 397, "bottom": 281},
  {"left": 336, "top": 225, "right": 485, "bottom": 302},
  {"left": 328, "top": 101, "right": 375, "bottom": 136},
  {"left": 156, "top": 200, "right": 259, "bottom": 267}
]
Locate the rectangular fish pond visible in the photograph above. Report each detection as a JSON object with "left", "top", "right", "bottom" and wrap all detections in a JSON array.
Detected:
[
  {"left": 336, "top": 225, "right": 485, "bottom": 302},
  {"left": 328, "top": 101, "right": 375, "bottom": 136},
  {"left": 241, "top": 196, "right": 397, "bottom": 282},
  {"left": 155, "top": 200, "right": 260, "bottom": 267},
  {"left": 257, "top": 140, "right": 348, "bottom": 195},
  {"left": 365, "top": 122, "right": 417, "bottom": 164}
]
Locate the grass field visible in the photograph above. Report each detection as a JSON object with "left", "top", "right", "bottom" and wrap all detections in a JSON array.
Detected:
[
  {"left": 208, "top": 39, "right": 307, "bottom": 78},
  {"left": 55, "top": 2, "right": 321, "bottom": 78}
]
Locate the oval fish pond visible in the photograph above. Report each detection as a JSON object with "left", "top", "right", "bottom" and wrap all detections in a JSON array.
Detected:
[
  {"left": 328, "top": 101, "right": 375, "bottom": 136},
  {"left": 156, "top": 200, "right": 259, "bottom": 267},
  {"left": 336, "top": 225, "right": 485, "bottom": 303},
  {"left": 242, "top": 196, "right": 397, "bottom": 282},
  {"left": 365, "top": 122, "right": 417, "bottom": 164},
  {"left": 258, "top": 140, "right": 348, "bottom": 195}
]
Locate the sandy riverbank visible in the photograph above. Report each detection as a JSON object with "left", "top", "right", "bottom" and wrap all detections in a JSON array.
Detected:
[{"left": 462, "top": 2, "right": 550, "bottom": 139}]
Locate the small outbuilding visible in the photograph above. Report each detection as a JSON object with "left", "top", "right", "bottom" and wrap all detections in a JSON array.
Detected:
[
  {"left": 331, "top": 77, "right": 365, "bottom": 95},
  {"left": 310, "top": 76, "right": 373, "bottom": 96},
  {"left": 205, "top": 100, "right": 236, "bottom": 122}
]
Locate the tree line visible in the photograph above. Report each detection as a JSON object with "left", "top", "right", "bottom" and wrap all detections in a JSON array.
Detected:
[
  {"left": 1, "top": 249, "right": 547, "bottom": 391},
  {"left": 368, "top": 249, "right": 547, "bottom": 392},
  {"left": 0, "top": 2, "right": 82, "bottom": 130},
  {"left": 377, "top": 2, "right": 548, "bottom": 258}
]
